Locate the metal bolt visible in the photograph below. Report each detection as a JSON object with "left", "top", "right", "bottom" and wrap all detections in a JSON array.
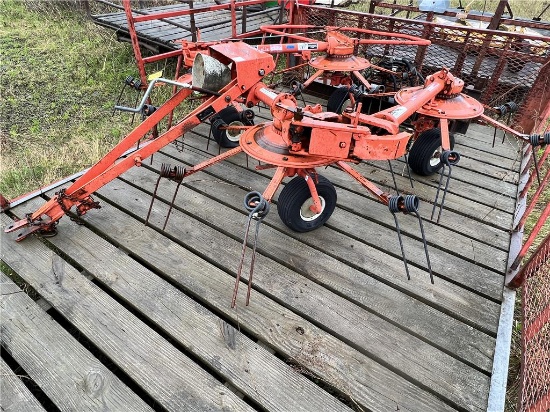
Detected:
[
  {"left": 339, "top": 142, "right": 346, "bottom": 148},
  {"left": 258, "top": 69, "right": 265, "bottom": 76},
  {"left": 225, "top": 96, "right": 231, "bottom": 102},
  {"left": 282, "top": 156, "right": 288, "bottom": 161}
]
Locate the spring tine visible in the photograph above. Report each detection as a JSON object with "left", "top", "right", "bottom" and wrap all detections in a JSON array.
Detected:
[
  {"left": 392, "top": 213, "right": 411, "bottom": 280},
  {"left": 532, "top": 146, "right": 542, "bottom": 186},
  {"left": 162, "top": 181, "right": 182, "bottom": 230},
  {"left": 403, "top": 153, "right": 414, "bottom": 188},
  {"left": 435, "top": 166, "right": 454, "bottom": 223},
  {"left": 413, "top": 210, "right": 434, "bottom": 284},
  {"left": 207, "top": 122, "right": 213, "bottom": 151},
  {"left": 113, "top": 84, "right": 127, "bottom": 116},
  {"left": 233, "top": 192, "right": 269, "bottom": 308},
  {"left": 388, "top": 196, "right": 411, "bottom": 281},
  {"left": 145, "top": 173, "right": 164, "bottom": 225},
  {"left": 131, "top": 91, "right": 141, "bottom": 125},
  {"left": 492, "top": 126, "right": 498, "bottom": 147},
  {"left": 232, "top": 217, "right": 253, "bottom": 308},
  {"left": 245, "top": 220, "right": 263, "bottom": 306},
  {"left": 431, "top": 151, "right": 460, "bottom": 223},
  {"left": 162, "top": 166, "right": 186, "bottom": 230},
  {"left": 387, "top": 160, "right": 400, "bottom": 195},
  {"left": 431, "top": 164, "right": 446, "bottom": 221}
]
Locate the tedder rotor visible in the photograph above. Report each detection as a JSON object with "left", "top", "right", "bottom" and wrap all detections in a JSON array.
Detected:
[{"left": 5, "top": 26, "right": 540, "bottom": 306}]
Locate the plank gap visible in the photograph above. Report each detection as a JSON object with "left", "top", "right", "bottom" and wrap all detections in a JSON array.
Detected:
[
  {"left": 35, "top": 297, "right": 52, "bottom": 312},
  {"left": 1, "top": 260, "right": 42, "bottom": 302},
  {"left": 43, "top": 305, "right": 169, "bottom": 412},
  {"left": 86, "top": 183, "right": 471, "bottom": 409},
  {"left": 0, "top": 347, "right": 61, "bottom": 412},
  {"left": 117, "top": 162, "right": 503, "bottom": 338},
  {"left": 130, "top": 161, "right": 504, "bottom": 306}
]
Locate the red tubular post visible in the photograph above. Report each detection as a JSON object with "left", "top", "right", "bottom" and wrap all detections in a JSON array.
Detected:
[
  {"left": 510, "top": 199, "right": 550, "bottom": 271},
  {"left": 508, "top": 232, "right": 550, "bottom": 289},
  {"left": 123, "top": 0, "right": 148, "bottom": 87},
  {"left": 517, "top": 166, "right": 550, "bottom": 230},
  {"left": 231, "top": 0, "right": 237, "bottom": 38},
  {"left": 519, "top": 144, "right": 550, "bottom": 200}
]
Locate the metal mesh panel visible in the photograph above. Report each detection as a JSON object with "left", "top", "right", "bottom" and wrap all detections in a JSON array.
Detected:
[
  {"left": 519, "top": 235, "right": 550, "bottom": 412},
  {"left": 299, "top": 6, "right": 550, "bottom": 129}
]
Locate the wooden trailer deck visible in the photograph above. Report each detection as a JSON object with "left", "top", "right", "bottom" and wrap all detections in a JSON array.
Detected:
[
  {"left": 0, "top": 90, "right": 524, "bottom": 411},
  {"left": 91, "top": 2, "right": 284, "bottom": 51}
]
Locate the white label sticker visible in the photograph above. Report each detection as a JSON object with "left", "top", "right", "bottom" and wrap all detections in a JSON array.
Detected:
[
  {"left": 260, "top": 88, "right": 279, "bottom": 100},
  {"left": 390, "top": 106, "right": 407, "bottom": 118}
]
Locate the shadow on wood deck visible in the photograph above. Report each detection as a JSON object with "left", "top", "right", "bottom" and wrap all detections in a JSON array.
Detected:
[{"left": 0, "top": 86, "right": 523, "bottom": 411}]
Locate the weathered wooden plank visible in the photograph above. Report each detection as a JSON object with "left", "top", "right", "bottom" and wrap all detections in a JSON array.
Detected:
[
  {"left": 25, "top": 190, "right": 459, "bottom": 412},
  {"left": 358, "top": 159, "right": 517, "bottom": 214},
  {"left": 86, "top": 172, "right": 491, "bottom": 411},
  {"left": 13, "top": 203, "right": 355, "bottom": 412},
  {"left": 322, "top": 163, "right": 511, "bottom": 253},
  {"left": 154, "top": 12, "right": 279, "bottom": 43},
  {"left": 351, "top": 160, "right": 514, "bottom": 230},
  {"left": 453, "top": 141, "right": 523, "bottom": 172},
  {"left": 388, "top": 155, "right": 519, "bottom": 194},
  {"left": 0, "top": 215, "right": 253, "bottom": 412},
  {"left": 233, "top": 108, "right": 517, "bottom": 228},
  {"left": 173, "top": 135, "right": 510, "bottom": 294},
  {"left": 94, "top": 6, "right": 279, "bottom": 45},
  {"left": 0, "top": 273, "right": 154, "bottom": 412},
  {"left": 457, "top": 123, "right": 523, "bottom": 157},
  {"left": 453, "top": 136, "right": 522, "bottom": 163},
  {"left": 123, "top": 157, "right": 499, "bottom": 353},
  {"left": 0, "top": 357, "right": 46, "bottom": 412},
  {"left": 187, "top": 127, "right": 513, "bottom": 251}
]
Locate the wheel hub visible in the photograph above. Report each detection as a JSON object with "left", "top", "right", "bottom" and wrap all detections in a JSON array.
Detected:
[{"left": 300, "top": 196, "right": 326, "bottom": 221}]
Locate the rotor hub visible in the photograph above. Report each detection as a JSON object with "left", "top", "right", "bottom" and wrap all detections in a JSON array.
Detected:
[
  {"left": 240, "top": 124, "right": 334, "bottom": 168},
  {"left": 395, "top": 86, "right": 484, "bottom": 119},
  {"left": 308, "top": 54, "right": 371, "bottom": 71}
]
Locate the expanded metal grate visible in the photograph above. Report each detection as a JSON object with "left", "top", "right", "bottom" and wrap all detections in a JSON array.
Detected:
[
  {"left": 299, "top": 6, "right": 550, "bottom": 131},
  {"left": 519, "top": 234, "right": 550, "bottom": 412}
]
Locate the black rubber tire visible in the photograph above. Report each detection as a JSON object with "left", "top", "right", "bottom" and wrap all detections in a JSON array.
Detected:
[
  {"left": 408, "top": 128, "right": 455, "bottom": 176},
  {"left": 327, "top": 86, "right": 350, "bottom": 114},
  {"left": 277, "top": 175, "right": 337, "bottom": 232},
  {"left": 211, "top": 106, "right": 250, "bottom": 148}
]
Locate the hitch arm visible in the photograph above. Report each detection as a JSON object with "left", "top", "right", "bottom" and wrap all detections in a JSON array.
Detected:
[{"left": 6, "top": 80, "right": 243, "bottom": 241}]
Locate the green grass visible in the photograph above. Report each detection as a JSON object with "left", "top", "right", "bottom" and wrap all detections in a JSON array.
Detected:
[
  {"left": 0, "top": 0, "right": 138, "bottom": 199},
  {"left": 349, "top": 0, "right": 548, "bottom": 19}
]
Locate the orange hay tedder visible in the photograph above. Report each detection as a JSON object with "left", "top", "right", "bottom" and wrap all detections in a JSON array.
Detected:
[{"left": 5, "top": 26, "right": 542, "bottom": 306}]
